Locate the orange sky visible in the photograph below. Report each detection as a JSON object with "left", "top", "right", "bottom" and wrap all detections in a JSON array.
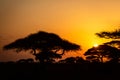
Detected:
[{"left": 1, "top": 0, "right": 120, "bottom": 62}]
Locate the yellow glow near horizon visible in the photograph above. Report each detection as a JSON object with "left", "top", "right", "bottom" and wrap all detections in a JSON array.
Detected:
[{"left": 93, "top": 44, "right": 99, "bottom": 47}]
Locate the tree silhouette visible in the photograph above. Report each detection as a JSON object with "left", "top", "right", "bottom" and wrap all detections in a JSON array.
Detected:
[
  {"left": 95, "top": 29, "right": 120, "bottom": 63},
  {"left": 3, "top": 31, "right": 81, "bottom": 63},
  {"left": 96, "top": 29, "right": 120, "bottom": 39},
  {"left": 84, "top": 45, "right": 120, "bottom": 63},
  {"left": 96, "top": 29, "right": 120, "bottom": 49}
]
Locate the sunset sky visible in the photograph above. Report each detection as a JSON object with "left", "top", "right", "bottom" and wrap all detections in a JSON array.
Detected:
[{"left": 0, "top": 0, "right": 120, "bottom": 62}]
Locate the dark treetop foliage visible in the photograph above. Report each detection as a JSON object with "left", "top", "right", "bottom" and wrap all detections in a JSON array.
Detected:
[
  {"left": 96, "top": 29, "right": 120, "bottom": 50},
  {"left": 104, "top": 40, "right": 120, "bottom": 50},
  {"left": 3, "top": 31, "right": 81, "bottom": 63},
  {"left": 96, "top": 29, "right": 120, "bottom": 39}
]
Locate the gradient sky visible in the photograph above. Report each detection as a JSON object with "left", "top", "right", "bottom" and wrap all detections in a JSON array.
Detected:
[{"left": 1, "top": 0, "right": 120, "bottom": 62}]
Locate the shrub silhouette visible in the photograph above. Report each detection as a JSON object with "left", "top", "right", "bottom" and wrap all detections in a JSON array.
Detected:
[
  {"left": 3, "top": 31, "right": 81, "bottom": 63},
  {"left": 58, "top": 56, "right": 85, "bottom": 64},
  {"left": 16, "top": 58, "right": 34, "bottom": 63}
]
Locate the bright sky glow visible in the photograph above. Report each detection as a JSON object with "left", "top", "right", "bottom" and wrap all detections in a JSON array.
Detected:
[{"left": 93, "top": 44, "right": 99, "bottom": 47}]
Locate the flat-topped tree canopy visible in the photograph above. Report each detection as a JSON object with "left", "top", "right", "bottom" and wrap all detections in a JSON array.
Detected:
[
  {"left": 3, "top": 31, "right": 81, "bottom": 63},
  {"left": 4, "top": 31, "right": 81, "bottom": 53}
]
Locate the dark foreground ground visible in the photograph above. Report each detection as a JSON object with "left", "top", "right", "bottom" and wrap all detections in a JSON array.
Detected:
[{"left": 0, "top": 63, "right": 120, "bottom": 80}]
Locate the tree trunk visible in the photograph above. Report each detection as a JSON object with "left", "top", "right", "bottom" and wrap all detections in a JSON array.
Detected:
[{"left": 100, "top": 56, "right": 103, "bottom": 63}]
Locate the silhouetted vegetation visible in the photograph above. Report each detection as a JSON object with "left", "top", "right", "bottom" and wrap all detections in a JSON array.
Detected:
[
  {"left": 104, "top": 40, "right": 120, "bottom": 49},
  {"left": 96, "top": 29, "right": 120, "bottom": 39},
  {"left": 96, "top": 29, "right": 120, "bottom": 50},
  {"left": 1, "top": 30, "right": 120, "bottom": 80},
  {"left": 16, "top": 58, "right": 34, "bottom": 63},
  {"left": 3, "top": 31, "right": 81, "bottom": 63},
  {"left": 85, "top": 45, "right": 120, "bottom": 63},
  {"left": 95, "top": 29, "right": 120, "bottom": 63},
  {"left": 58, "top": 56, "right": 86, "bottom": 64}
]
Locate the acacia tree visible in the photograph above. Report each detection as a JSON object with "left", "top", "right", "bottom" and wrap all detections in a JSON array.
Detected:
[
  {"left": 94, "top": 29, "right": 120, "bottom": 62},
  {"left": 96, "top": 29, "right": 120, "bottom": 49},
  {"left": 84, "top": 45, "right": 120, "bottom": 63},
  {"left": 3, "top": 31, "right": 81, "bottom": 63}
]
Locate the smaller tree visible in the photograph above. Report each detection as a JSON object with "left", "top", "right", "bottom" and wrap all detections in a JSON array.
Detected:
[{"left": 84, "top": 45, "right": 120, "bottom": 63}]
